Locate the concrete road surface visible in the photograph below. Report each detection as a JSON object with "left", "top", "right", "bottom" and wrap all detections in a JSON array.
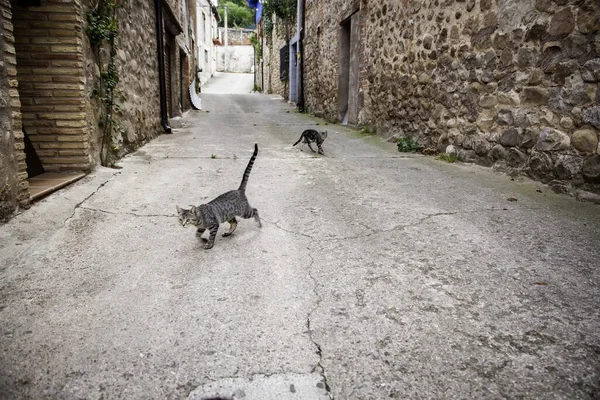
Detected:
[
  {"left": 201, "top": 72, "right": 255, "bottom": 94},
  {"left": 1, "top": 75, "right": 599, "bottom": 399}
]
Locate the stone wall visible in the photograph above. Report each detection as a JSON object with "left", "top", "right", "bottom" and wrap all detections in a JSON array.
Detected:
[
  {"left": 13, "top": 0, "right": 91, "bottom": 172},
  {"left": 218, "top": 27, "right": 255, "bottom": 45},
  {"left": 82, "top": 0, "right": 163, "bottom": 162},
  {"left": 303, "top": 0, "right": 364, "bottom": 119},
  {"left": 0, "top": 0, "right": 28, "bottom": 221},
  {"left": 262, "top": 15, "right": 293, "bottom": 99},
  {"left": 304, "top": 0, "right": 600, "bottom": 193}
]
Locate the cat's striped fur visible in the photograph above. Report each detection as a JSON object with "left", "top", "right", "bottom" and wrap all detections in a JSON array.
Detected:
[
  {"left": 293, "top": 129, "right": 328, "bottom": 154},
  {"left": 176, "top": 144, "right": 261, "bottom": 249}
]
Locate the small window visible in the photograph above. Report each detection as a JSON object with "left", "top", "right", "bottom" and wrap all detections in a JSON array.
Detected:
[{"left": 280, "top": 43, "right": 289, "bottom": 81}]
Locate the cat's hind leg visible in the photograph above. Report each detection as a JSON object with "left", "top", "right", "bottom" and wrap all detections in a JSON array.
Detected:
[
  {"left": 204, "top": 225, "right": 218, "bottom": 249},
  {"left": 306, "top": 142, "right": 317, "bottom": 153},
  {"left": 253, "top": 209, "right": 262, "bottom": 227},
  {"left": 223, "top": 218, "right": 238, "bottom": 237},
  {"left": 243, "top": 208, "right": 262, "bottom": 228}
]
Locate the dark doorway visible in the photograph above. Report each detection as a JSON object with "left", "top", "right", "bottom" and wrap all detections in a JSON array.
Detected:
[
  {"left": 338, "top": 11, "right": 361, "bottom": 125},
  {"left": 289, "top": 41, "right": 298, "bottom": 103},
  {"left": 338, "top": 20, "right": 351, "bottom": 123},
  {"left": 180, "top": 50, "right": 186, "bottom": 112},
  {"left": 165, "top": 41, "right": 173, "bottom": 118},
  {"left": 23, "top": 130, "right": 44, "bottom": 178}
]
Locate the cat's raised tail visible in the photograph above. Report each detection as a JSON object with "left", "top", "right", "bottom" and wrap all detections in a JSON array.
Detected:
[{"left": 238, "top": 143, "right": 258, "bottom": 193}]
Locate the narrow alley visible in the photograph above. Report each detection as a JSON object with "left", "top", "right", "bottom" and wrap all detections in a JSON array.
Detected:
[{"left": 1, "top": 74, "right": 599, "bottom": 399}]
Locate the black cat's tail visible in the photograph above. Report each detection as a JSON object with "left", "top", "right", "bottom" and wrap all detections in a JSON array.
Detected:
[
  {"left": 239, "top": 144, "right": 258, "bottom": 193},
  {"left": 292, "top": 135, "right": 303, "bottom": 147}
]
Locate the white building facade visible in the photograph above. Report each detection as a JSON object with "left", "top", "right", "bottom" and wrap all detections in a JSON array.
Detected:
[{"left": 196, "top": 0, "right": 220, "bottom": 86}]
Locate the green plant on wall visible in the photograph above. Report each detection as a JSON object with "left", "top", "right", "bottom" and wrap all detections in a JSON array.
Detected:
[
  {"left": 262, "top": 0, "right": 296, "bottom": 43},
  {"left": 249, "top": 32, "right": 261, "bottom": 63},
  {"left": 85, "top": 0, "right": 125, "bottom": 167}
]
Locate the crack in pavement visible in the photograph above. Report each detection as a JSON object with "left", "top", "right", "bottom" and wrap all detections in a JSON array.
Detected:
[
  {"left": 261, "top": 218, "right": 315, "bottom": 240},
  {"left": 320, "top": 207, "right": 547, "bottom": 242},
  {"left": 264, "top": 208, "right": 537, "bottom": 243},
  {"left": 78, "top": 206, "right": 175, "bottom": 218},
  {"left": 62, "top": 172, "right": 121, "bottom": 226},
  {"left": 305, "top": 251, "right": 334, "bottom": 399},
  {"left": 261, "top": 217, "right": 333, "bottom": 398}
]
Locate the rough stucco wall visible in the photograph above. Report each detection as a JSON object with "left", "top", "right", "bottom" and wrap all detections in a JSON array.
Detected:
[
  {"left": 0, "top": 0, "right": 29, "bottom": 221},
  {"left": 304, "top": 0, "right": 600, "bottom": 193},
  {"left": 216, "top": 45, "right": 254, "bottom": 73}
]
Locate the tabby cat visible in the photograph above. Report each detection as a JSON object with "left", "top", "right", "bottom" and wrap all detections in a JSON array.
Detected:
[
  {"left": 293, "top": 129, "right": 328, "bottom": 154},
  {"left": 176, "top": 144, "right": 261, "bottom": 249}
]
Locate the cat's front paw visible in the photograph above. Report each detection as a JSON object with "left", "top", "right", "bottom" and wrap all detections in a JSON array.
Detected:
[
  {"left": 222, "top": 232, "right": 232, "bottom": 237},
  {"left": 204, "top": 243, "right": 214, "bottom": 249}
]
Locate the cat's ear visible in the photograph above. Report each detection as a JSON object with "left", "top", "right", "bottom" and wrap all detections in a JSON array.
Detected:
[{"left": 190, "top": 205, "right": 198, "bottom": 214}]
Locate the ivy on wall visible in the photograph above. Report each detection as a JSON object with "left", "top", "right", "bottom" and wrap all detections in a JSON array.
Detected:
[
  {"left": 85, "top": 0, "right": 126, "bottom": 167},
  {"left": 262, "top": 0, "right": 296, "bottom": 44}
]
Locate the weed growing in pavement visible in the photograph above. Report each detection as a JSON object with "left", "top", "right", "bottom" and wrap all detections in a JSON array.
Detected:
[
  {"left": 396, "top": 137, "right": 422, "bottom": 152},
  {"left": 359, "top": 126, "right": 375, "bottom": 135},
  {"left": 437, "top": 153, "right": 459, "bottom": 163}
]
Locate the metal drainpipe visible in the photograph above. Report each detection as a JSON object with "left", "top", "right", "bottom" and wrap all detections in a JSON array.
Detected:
[
  {"left": 261, "top": 26, "right": 264, "bottom": 91},
  {"left": 297, "top": 0, "right": 305, "bottom": 112},
  {"left": 154, "top": 0, "right": 172, "bottom": 133}
]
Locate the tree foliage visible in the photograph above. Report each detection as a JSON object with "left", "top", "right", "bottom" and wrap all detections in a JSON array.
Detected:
[{"left": 218, "top": 1, "right": 254, "bottom": 28}]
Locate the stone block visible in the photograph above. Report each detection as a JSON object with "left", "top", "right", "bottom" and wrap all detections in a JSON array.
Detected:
[
  {"left": 41, "top": 156, "right": 89, "bottom": 165},
  {"left": 476, "top": 110, "right": 494, "bottom": 131},
  {"left": 521, "top": 87, "right": 549, "bottom": 105},
  {"left": 535, "top": 127, "right": 570, "bottom": 151},
  {"left": 507, "top": 147, "right": 527, "bottom": 167},
  {"left": 582, "top": 58, "right": 600, "bottom": 83},
  {"left": 38, "top": 112, "right": 86, "bottom": 120},
  {"left": 559, "top": 117, "right": 574, "bottom": 130},
  {"left": 56, "top": 120, "right": 86, "bottom": 128},
  {"left": 572, "top": 129, "right": 599, "bottom": 153},
  {"left": 535, "top": 0, "right": 553, "bottom": 12},
  {"left": 582, "top": 155, "right": 600, "bottom": 183},
  {"left": 58, "top": 150, "right": 87, "bottom": 156},
  {"left": 577, "top": 3, "right": 600, "bottom": 34},
  {"left": 583, "top": 106, "right": 600, "bottom": 129},
  {"left": 528, "top": 151, "right": 555, "bottom": 182},
  {"left": 458, "top": 149, "right": 477, "bottom": 163},
  {"left": 496, "top": 109, "right": 514, "bottom": 125},
  {"left": 472, "top": 137, "right": 491, "bottom": 156},
  {"left": 548, "top": 7, "right": 575, "bottom": 36},
  {"left": 490, "top": 144, "right": 508, "bottom": 160},
  {"left": 499, "top": 128, "right": 520, "bottom": 147},
  {"left": 554, "top": 154, "right": 583, "bottom": 179},
  {"left": 479, "top": 95, "right": 497, "bottom": 108}
]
